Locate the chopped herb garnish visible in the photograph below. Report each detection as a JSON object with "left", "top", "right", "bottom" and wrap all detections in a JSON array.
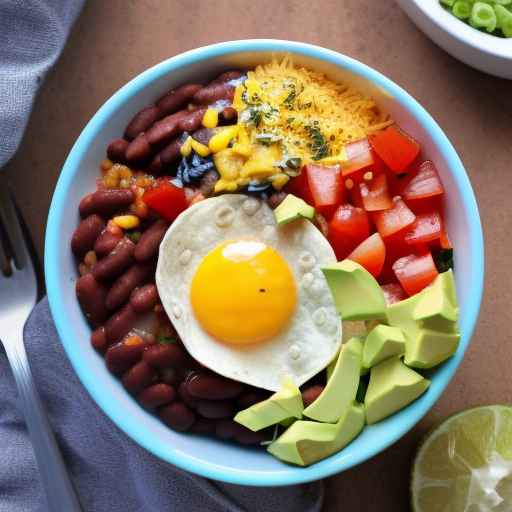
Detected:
[
  {"left": 283, "top": 89, "right": 296, "bottom": 109},
  {"left": 126, "top": 231, "right": 141, "bottom": 243},
  {"left": 306, "top": 125, "right": 330, "bottom": 160},
  {"left": 285, "top": 157, "right": 302, "bottom": 169},
  {"left": 158, "top": 336, "right": 178, "bottom": 345},
  {"left": 247, "top": 107, "right": 263, "bottom": 127},
  {"left": 255, "top": 133, "right": 282, "bottom": 145},
  {"left": 434, "top": 248, "right": 454, "bottom": 273}
]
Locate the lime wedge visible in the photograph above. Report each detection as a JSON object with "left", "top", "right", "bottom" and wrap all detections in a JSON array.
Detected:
[{"left": 411, "top": 405, "right": 512, "bottom": 511}]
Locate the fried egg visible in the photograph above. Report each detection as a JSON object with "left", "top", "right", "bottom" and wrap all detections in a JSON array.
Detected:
[{"left": 156, "top": 194, "right": 342, "bottom": 391}]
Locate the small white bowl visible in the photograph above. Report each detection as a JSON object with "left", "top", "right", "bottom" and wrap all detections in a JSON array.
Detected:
[{"left": 397, "top": 0, "right": 512, "bottom": 79}]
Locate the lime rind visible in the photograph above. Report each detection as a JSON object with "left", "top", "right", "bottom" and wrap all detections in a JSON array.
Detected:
[{"left": 412, "top": 405, "right": 512, "bottom": 511}]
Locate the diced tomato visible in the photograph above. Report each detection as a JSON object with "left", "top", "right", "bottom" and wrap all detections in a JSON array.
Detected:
[
  {"left": 404, "top": 210, "right": 442, "bottom": 245},
  {"left": 304, "top": 164, "right": 344, "bottom": 218},
  {"left": 372, "top": 197, "right": 416, "bottom": 238},
  {"left": 348, "top": 181, "right": 364, "bottom": 208},
  {"left": 402, "top": 160, "right": 444, "bottom": 201},
  {"left": 341, "top": 138, "right": 374, "bottom": 177},
  {"left": 379, "top": 230, "right": 410, "bottom": 283},
  {"left": 143, "top": 180, "right": 188, "bottom": 222},
  {"left": 360, "top": 173, "right": 393, "bottom": 212},
  {"left": 348, "top": 233, "right": 386, "bottom": 278},
  {"left": 392, "top": 252, "right": 439, "bottom": 296},
  {"left": 328, "top": 204, "right": 370, "bottom": 260},
  {"left": 285, "top": 169, "right": 314, "bottom": 205},
  {"left": 381, "top": 282, "right": 408, "bottom": 305},
  {"left": 369, "top": 125, "right": 420, "bottom": 174}
]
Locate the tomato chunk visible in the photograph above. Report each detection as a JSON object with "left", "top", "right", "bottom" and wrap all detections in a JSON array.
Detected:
[
  {"left": 304, "top": 164, "right": 344, "bottom": 218},
  {"left": 285, "top": 169, "right": 314, "bottom": 205},
  {"left": 369, "top": 125, "right": 420, "bottom": 174},
  {"left": 348, "top": 233, "right": 386, "bottom": 278},
  {"left": 360, "top": 173, "right": 393, "bottom": 212},
  {"left": 404, "top": 211, "right": 443, "bottom": 245},
  {"left": 402, "top": 160, "right": 444, "bottom": 201},
  {"left": 381, "top": 282, "right": 408, "bottom": 305},
  {"left": 392, "top": 252, "right": 439, "bottom": 296},
  {"left": 372, "top": 197, "right": 416, "bottom": 238},
  {"left": 341, "top": 138, "right": 374, "bottom": 177},
  {"left": 143, "top": 180, "right": 188, "bottom": 222},
  {"left": 328, "top": 204, "right": 370, "bottom": 260}
]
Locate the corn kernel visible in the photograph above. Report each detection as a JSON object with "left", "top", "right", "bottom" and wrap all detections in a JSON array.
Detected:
[
  {"left": 345, "top": 178, "right": 354, "bottom": 190},
  {"left": 124, "top": 335, "right": 143, "bottom": 346},
  {"left": 363, "top": 171, "right": 373, "bottom": 182},
  {"left": 190, "top": 138, "right": 211, "bottom": 157},
  {"left": 119, "top": 165, "right": 133, "bottom": 179},
  {"left": 208, "top": 125, "right": 239, "bottom": 153},
  {"left": 134, "top": 200, "right": 149, "bottom": 218},
  {"left": 112, "top": 215, "right": 140, "bottom": 230},
  {"left": 270, "top": 173, "right": 290, "bottom": 190},
  {"left": 202, "top": 108, "right": 219, "bottom": 129},
  {"left": 100, "top": 159, "right": 113, "bottom": 173},
  {"left": 180, "top": 136, "right": 193, "bottom": 157},
  {"left": 232, "top": 143, "right": 252, "bottom": 157},
  {"left": 107, "top": 221, "right": 123, "bottom": 236},
  {"left": 214, "top": 179, "right": 238, "bottom": 193},
  {"left": 84, "top": 250, "right": 97, "bottom": 267},
  {"left": 78, "top": 263, "right": 89, "bottom": 276},
  {"left": 119, "top": 178, "right": 130, "bottom": 189}
]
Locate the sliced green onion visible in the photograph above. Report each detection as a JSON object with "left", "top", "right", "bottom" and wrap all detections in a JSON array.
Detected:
[
  {"left": 495, "top": 4, "right": 512, "bottom": 36},
  {"left": 452, "top": 0, "right": 472, "bottom": 19},
  {"left": 471, "top": 2, "right": 497, "bottom": 31}
]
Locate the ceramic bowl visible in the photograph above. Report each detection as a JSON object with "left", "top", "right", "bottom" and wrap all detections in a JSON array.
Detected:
[
  {"left": 45, "top": 39, "right": 484, "bottom": 486},
  {"left": 397, "top": 0, "right": 512, "bottom": 79}
]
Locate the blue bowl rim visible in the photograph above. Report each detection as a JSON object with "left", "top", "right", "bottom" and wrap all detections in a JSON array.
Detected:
[{"left": 45, "top": 39, "right": 484, "bottom": 486}]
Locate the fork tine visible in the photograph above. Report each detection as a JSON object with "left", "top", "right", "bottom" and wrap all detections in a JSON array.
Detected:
[
  {"left": 0, "top": 231, "right": 11, "bottom": 275},
  {"left": 0, "top": 186, "right": 27, "bottom": 269}
]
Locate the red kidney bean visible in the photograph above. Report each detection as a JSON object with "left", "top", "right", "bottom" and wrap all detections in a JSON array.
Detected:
[
  {"left": 148, "top": 154, "right": 163, "bottom": 175},
  {"left": 302, "top": 384, "right": 325, "bottom": 408},
  {"left": 71, "top": 214, "right": 105, "bottom": 256},
  {"left": 186, "top": 372, "right": 244, "bottom": 401},
  {"left": 124, "top": 105, "right": 161, "bottom": 141},
  {"left": 266, "top": 192, "right": 288, "bottom": 210},
  {"left": 92, "top": 238, "right": 135, "bottom": 281},
  {"left": 91, "top": 326, "right": 108, "bottom": 352},
  {"left": 130, "top": 283, "right": 158, "bottom": 313},
  {"left": 125, "top": 133, "right": 152, "bottom": 163},
  {"left": 236, "top": 390, "right": 270, "bottom": 409},
  {"left": 138, "top": 383, "right": 176, "bottom": 408},
  {"left": 76, "top": 273, "right": 109, "bottom": 326},
  {"left": 105, "top": 263, "right": 153, "bottom": 310},
  {"left": 211, "top": 70, "right": 244, "bottom": 84},
  {"left": 235, "top": 428, "right": 266, "bottom": 445},
  {"left": 134, "top": 219, "right": 169, "bottom": 262},
  {"left": 190, "top": 419, "right": 216, "bottom": 435},
  {"left": 192, "top": 83, "right": 235, "bottom": 105},
  {"left": 214, "top": 419, "right": 240, "bottom": 440},
  {"left": 196, "top": 400, "right": 235, "bottom": 420},
  {"left": 79, "top": 189, "right": 134, "bottom": 218},
  {"left": 105, "top": 303, "right": 138, "bottom": 344},
  {"left": 178, "top": 381, "right": 198, "bottom": 409},
  {"left": 107, "top": 138, "right": 129, "bottom": 163},
  {"left": 159, "top": 138, "right": 182, "bottom": 166},
  {"left": 94, "top": 229, "right": 123, "bottom": 257},
  {"left": 156, "top": 83, "right": 202, "bottom": 116},
  {"left": 146, "top": 109, "right": 189, "bottom": 146},
  {"left": 191, "top": 128, "right": 214, "bottom": 146},
  {"left": 159, "top": 402, "right": 196, "bottom": 432},
  {"left": 122, "top": 360, "right": 156, "bottom": 394},
  {"left": 143, "top": 343, "right": 193, "bottom": 369},
  {"left": 178, "top": 108, "right": 207, "bottom": 133},
  {"left": 105, "top": 339, "right": 146, "bottom": 375},
  {"left": 220, "top": 106, "right": 237, "bottom": 123}
]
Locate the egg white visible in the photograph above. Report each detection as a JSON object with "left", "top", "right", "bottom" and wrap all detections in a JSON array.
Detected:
[{"left": 156, "top": 194, "right": 342, "bottom": 391}]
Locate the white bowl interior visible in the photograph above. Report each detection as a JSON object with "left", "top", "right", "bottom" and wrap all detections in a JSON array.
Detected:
[{"left": 48, "top": 47, "right": 479, "bottom": 484}]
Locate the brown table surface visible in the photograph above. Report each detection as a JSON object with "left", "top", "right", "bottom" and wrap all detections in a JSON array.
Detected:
[{"left": 5, "top": 0, "right": 512, "bottom": 509}]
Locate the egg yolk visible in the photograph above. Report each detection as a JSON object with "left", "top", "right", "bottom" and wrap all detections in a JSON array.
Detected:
[{"left": 190, "top": 239, "right": 297, "bottom": 345}]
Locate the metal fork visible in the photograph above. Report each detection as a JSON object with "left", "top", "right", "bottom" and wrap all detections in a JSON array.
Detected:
[{"left": 0, "top": 186, "right": 82, "bottom": 511}]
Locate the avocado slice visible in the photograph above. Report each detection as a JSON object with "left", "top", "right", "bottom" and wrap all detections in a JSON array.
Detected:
[
  {"left": 387, "top": 271, "right": 460, "bottom": 368},
  {"left": 327, "top": 320, "right": 367, "bottom": 380},
  {"left": 364, "top": 356, "right": 430, "bottom": 424},
  {"left": 234, "top": 375, "right": 303, "bottom": 432},
  {"left": 267, "top": 402, "right": 365, "bottom": 466},
  {"left": 322, "top": 260, "right": 387, "bottom": 321},
  {"left": 362, "top": 324, "right": 406, "bottom": 369},
  {"left": 303, "top": 337, "right": 363, "bottom": 423},
  {"left": 273, "top": 194, "right": 315, "bottom": 225}
]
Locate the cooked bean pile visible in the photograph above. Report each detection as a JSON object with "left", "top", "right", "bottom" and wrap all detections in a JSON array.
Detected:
[{"left": 71, "top": 70, "right": 323, "bottom": 445}]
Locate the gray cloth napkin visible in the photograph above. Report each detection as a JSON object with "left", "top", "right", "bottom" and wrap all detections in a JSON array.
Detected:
[
  {"left": 0, "top": 2, "right": 324, "bottom": 509},
  {"left": 0, "top": 299, "right": 324, "bottom": 512}
]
